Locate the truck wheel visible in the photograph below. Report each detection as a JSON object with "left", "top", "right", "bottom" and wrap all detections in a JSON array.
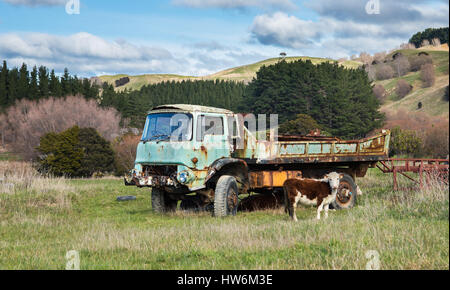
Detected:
[
  {"left": 214, "top": 175, "right": 239, "bottom": 217},
  {"left": 332, "top": 173, "right": 357, "bottom": 210},
  {"left": 151, "top": 188, "right": 177, "bottom": 213}
]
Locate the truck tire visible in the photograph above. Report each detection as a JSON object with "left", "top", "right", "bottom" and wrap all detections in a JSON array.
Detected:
[
  {"left": 151, "top": 188, "right": 177, "bottom": 213},
  {"left": 214, "top": 175, "right": 239, "bottom": 217},
  {"left": 332, "top": 173, "right": 357, "bottom": 210}
]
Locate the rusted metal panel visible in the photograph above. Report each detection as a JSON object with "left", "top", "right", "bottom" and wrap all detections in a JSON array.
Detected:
[{"left": 249, "top": 170, "right": 302, "bottom": 189}]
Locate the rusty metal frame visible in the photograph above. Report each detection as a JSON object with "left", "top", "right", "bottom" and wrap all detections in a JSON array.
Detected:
[{"left": 377, "top": 158, "right": 449, "bottom": 190}]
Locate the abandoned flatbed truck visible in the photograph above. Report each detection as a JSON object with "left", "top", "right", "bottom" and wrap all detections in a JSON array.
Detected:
[{"left": 125, "top": 104, "right": 391, "bottom": 217}]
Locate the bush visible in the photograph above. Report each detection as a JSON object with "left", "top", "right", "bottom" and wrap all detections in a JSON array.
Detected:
[
  {"left": 389, "top": 127, "right": 423, "bottom": 157},
  {"left": 409, "top": 55, "right": 433, "bottom": 72},
  {"left": 0, "top": 96, "right": 120, "bottom": 160},
  {"left": 36, "top": 126, "right": 116, "bottom": 177},
  {"left": 376, "top": 64, "right": 395, "bottom": 80},
  {"left": 420, "top": 63, "right": 435, "bottom": 87},
  {"left": 373, "top": 84, "right": 387, "bottom": 102},
  {"left": 395, "top": 80, "right": 413, "bottom": 99},
  {"left": 112, "top": 134, "right": 140, "bottom": 176},
  {"left": 423, "top": 122, "right": 449, "bottom": 159},
  {"left": 279, "top": 114, "right": 322, "bottom": 136}
]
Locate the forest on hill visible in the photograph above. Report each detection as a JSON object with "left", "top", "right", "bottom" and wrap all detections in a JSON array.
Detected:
[{"left": 0, "top": 59, "right": 381, "bottom": 139}]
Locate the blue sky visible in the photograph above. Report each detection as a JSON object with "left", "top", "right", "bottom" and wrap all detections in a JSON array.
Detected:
[{"left": 0, "top": 0, "right": 448, "bottom": 77}]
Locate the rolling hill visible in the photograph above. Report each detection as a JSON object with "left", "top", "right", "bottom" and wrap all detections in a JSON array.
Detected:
[
  {"left": 376, "top": 48, "right": 449, "bottom": 117},
  {"left": 97, "top": 56, "right": 362, "bottom": 91}
]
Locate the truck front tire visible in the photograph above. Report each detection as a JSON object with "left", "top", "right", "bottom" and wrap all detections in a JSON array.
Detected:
[
  {"left": 214, "top": 175, "right": 239, "bottom": 217},
  {"left": 151, "top": 188, "right": 177, "bottom": 213}
]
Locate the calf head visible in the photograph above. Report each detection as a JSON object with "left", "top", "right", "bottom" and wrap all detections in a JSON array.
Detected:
[{"left": 324, "top": 172, "right": 343, "bottom": 191}]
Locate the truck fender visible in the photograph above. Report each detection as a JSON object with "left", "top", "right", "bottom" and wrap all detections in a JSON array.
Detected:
[{"left": 205, "top": 158, "right": 249, "bottom": 184}]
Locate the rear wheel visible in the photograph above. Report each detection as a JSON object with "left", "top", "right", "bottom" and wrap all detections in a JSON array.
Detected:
[
  {"left": 151, "top": 188, "right": 177, "bottom": 213},
  {"left": 214, "top": 175, "right": 239, "bottom": 217},
  {"left": 332, "top": 173, "right": 357, "bottom": 210}
]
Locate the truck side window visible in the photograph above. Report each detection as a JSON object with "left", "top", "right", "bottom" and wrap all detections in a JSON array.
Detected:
[{"left": 197, "top": 115, "right": 224, "bottom": 141}]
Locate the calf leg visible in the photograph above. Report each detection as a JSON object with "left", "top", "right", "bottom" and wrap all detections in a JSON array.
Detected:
[
  {"left": 324, "top": 203, "right": 330, "bottom": 219},
  {"left": 316, "top": 198, "right": 324, "bottom": 220}
]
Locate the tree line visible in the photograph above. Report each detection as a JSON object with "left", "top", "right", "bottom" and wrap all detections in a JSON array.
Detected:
[
  {"left": 1, "top": 59, "right": 383, "bottom": 139},
  {"left": 409, "top": 27, "right": 449, "bottom": 48},
  {"left": 0, "top": 61, "right": 101, "bottom": 108}
]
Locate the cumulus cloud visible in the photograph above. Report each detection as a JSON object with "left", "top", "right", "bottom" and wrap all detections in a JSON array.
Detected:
[
  {"left": 307, "top": 0, "right": 448, "bottom": 24},
  {"left": 1, "top": 0, "right": 66, "bottom": 6},
  {"left": 251, "top": 0, "right": 449, "bottom": 57},
  {"left": 172, "top": 0, "right": 297, "bottom": 11},
  {"left": 0, "top": 32, "right": 273, "bottom": 77},
  {"left": 0, "top": 32, "right": 182, "bottom": 76}
]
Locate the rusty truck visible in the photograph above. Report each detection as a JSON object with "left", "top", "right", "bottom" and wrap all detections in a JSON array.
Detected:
[{"left": 125, "top": 104, "right": 391, "bottom": 217}]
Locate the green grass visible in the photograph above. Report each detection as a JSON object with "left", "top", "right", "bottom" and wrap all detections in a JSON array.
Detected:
[
  {"left": 0, "top": 152, "right": 21, "bottom": 161},
  {"left": 0, "top": 162, "right": 448, "bottom": 270}
]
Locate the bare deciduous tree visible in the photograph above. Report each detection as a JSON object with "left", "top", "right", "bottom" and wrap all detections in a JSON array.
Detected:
[
  {"left": 373, "top": 84, "right": 387, "bottom": 103},
  {"left": 421, "top": 39, "right": 430, "bottom": 47},
  {"left": 396, "top": 79, "right": 413, "bottom": 99},
  {"left": 431, "top": 38, "right": 441, "bottom": 47},
  {"left": 0, "top": 95, "right": 121, "bottom": 160},
  {"left": 421, "top": 63, "right": 435, "bottom": 87},
  {"left": 376, "top": 64, "right": 395, "bottom": 80},
  {"left": 393, "top": 55, "right": 411, "bottom": 77},
  {"left": 410, "top": 55, "right": 433, "bottom": 71}
]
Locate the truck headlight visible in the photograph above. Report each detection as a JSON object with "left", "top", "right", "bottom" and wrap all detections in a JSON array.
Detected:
[{"left": 178, "top": 171, "right": 189, "bottom": 184}]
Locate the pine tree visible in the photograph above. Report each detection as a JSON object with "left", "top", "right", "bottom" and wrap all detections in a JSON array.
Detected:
[
  {"left": 38, "top": 66, "right": 49, "bottom": 98},
  {"left": 7, "top": 68, "right": 19, "bottom": 106},
  {"left": 29, "top": 66, "right": 39, "bottom": 100},
  {"left": 49, "top": 69, "right": 62, "bottom": 97},
  {"left": 17, "top": 63, "right": 29, "bottom": 100},
  {"left": 0, "top": 61, "right": 7, "bottom": 107}
]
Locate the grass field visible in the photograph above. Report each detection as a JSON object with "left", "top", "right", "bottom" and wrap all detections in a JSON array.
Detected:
[{"left": 0, "top": 161, "right": 448, "bottom": 270}]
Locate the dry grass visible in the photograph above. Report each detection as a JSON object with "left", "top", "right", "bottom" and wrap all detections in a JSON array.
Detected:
[{"left": 0, "top": 162, "right": 448, "bottom": 270}]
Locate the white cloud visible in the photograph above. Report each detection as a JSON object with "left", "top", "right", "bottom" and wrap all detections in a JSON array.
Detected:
[
  {"left": 2, "top": 0, "right": 66, "bottom": 6},
  {"left": 172, "top": 0, "right": 297, "bottom": 11},
  {"left": 250, "top": 0, "right": 449, "bottom": 57},
  {"left": 0, "top": 32, "right": 274, "bottom": 77}
]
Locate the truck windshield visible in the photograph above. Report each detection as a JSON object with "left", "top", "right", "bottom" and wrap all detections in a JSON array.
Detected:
[{"left": 142, "top": 113, "right": 193, "bottom": 142}]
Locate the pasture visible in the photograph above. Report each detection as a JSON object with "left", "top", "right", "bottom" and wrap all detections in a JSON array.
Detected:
[{"left": 0, "top": 161, "right": 448, "bottom": 270}]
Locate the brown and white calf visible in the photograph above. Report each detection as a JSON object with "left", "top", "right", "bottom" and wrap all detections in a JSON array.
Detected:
[{"left": 283, "top": 172, "right": 343, "bottom": 221}]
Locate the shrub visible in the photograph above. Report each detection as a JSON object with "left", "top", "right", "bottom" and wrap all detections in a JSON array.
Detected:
[
  {"left": 376, "top": 64, "right": 395, "bottom": 80},
  {"left": 0, "top": 96, "right": 121, "bottom": 160},
  {"left": 395, "top": 80, "right": 413, "bottom": 99},
  {"left": 373, "top": 84, "right": 387, "bottom": 102},
  {"left": 279, "top": 114, "right": 322, "bottom": 136},
  {"left": 112, "top": 134, "right": 140, "bottom": 176},
  {"left": 389, "top": 127, "right": 423, "bottom": 157},
  {"left": 420, "top": 63, "right": 435, "bottom": 87},
  {"left": 423, "top": 122, "right": 449, "bottom": 159},
  {"left": 409, "top": 55, "right": 433, "bottom": 72},
  {"left": 36, "top": 126, "right": 116, "bottom": 177}
]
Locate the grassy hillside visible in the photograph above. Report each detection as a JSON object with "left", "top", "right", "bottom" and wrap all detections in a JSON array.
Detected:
[
  {"left": 378, "top": 49, "right": 449, "bottom": 117},
  {"left": 98, "top": 56, "right": 362, "bottom": 91},
  {"left": 0, "top": 162, "right": 448, "bottom": 269}
]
